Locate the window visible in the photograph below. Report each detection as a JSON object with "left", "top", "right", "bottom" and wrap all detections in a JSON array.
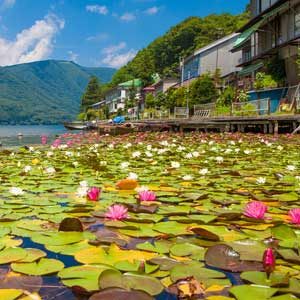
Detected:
[
  {"left": 258, "top": 0, "right": 280, "bottom": 14},
  {"left": 183, "top": 55, "right": 200, "bottom": 81}
]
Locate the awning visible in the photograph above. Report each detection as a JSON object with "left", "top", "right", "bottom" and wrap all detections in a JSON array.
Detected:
[
  {"left": 118, "top": 78, "right": 142, "bottom": 88},
  {"left": 233, "top": 19, "right": 264, "bottom": 50},
  {"left": 238, "top": 62, "right": 264, "bottom": 76},
  {"left": 233, "top": 2, "right": 289, "bottom": 51}
]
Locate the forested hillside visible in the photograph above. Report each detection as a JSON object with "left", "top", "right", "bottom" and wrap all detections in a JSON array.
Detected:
[{"left": 110, "top": 12, "right": 249, "bottom": 86}]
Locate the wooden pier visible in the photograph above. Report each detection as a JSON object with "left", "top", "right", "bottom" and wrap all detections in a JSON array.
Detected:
[{"left": 94, "top": 114, "right": 300, "bottom": 135}]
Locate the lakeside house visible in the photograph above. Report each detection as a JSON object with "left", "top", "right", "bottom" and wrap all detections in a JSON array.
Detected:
[
  {"left": 234, "top": 0, "right": 300, "bottom": 89},
  {"left": 179, "top": 33, "right": 243, "bottom": 87},
  {"left": 91, "top": 79, "right": 142, "bottom": 114}
]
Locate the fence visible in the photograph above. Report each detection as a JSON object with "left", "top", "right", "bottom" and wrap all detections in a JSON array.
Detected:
[
  {"left": 174, "top": 107, "right": 189, "bottom": 119},
  {"left": 193, "top": 103, "right": 216, "bottom": 119},
  {"left": 141, "top": 109, "right": 170, "bottom": 120},
  {"left": 232, "top": 98, "right": 271, "bottom": 116}
]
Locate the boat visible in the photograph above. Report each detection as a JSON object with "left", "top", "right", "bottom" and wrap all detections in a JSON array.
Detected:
[{"left": 63, "top": 121, "right": 89, "bottom": 130}]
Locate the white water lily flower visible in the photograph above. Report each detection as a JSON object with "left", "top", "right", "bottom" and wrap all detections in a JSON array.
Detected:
[
  {"left": 108, "top": 143, "right": 114, "bottom": 149},
  {"left": 160, "top": 140, "right": 169, "bottom": 146},
  {"left": 171, "top": 161, "right": 180, "bottom": 169},
  {"left": 215, "top": 156, "right": 224, "bottom": 164},
  {"left": 199, "top": 168, "right": 209, "bottom": 176},
  {"left": 157, "top": 149, "right": 167, "bottom": 155},
  {"left": 17, "top": 161, "right": 21, "bottom": 167},
  {"left": 244, "top": 149, "right": 252, "bottom": 155},
  {"left": 146, "top": 145, "right": 152, "bottom": 151},
  {"left": 145, "top": 151, "right": 153, "bottom": 157},
  {"left": 277, "top": 145, "right": 283, "bottom": 151},
  {"left": 46, "top": 151, "right": 54, "bottom": 157},
  {"left": 224, "top": 149, "right": 233, "bottom": 154},
  {"left": 128, "top": 172, "right": 138, "bottom": 180},
  {"left": 178, "top": 146, "right": 186, "bottom": 151},
  {"left": 192, "top": 151, "right": 199, "bottom": 157},
  {"left": 24, "top": 166, "right": 32, "bottom": 173},
  {"left": 45, "top": 167, "right": 56, "bottom": 174},
  {"left": 210, "top": 147, "right": 218, "bottom": 152},
  {"left": 9, "top": 187, "right": 24, "bottom": 196},
  {"left": 120, "top": 162, "right": 130, "bottom": 169},
  {"left": 124, "top": 143, "right": 132, "bottom": 149},
  {"left": 185, "top": 153, "right": 193, "bottom": 159},
  {"left": 65, "top": 151, "right": 73, "bottom": 157},
  {"left": 208, "top": 141, "right": 214, "bottom": 145},
  {"left": 132, "top": 151, "right": 141, "bottom": 158},
  {"left": 59, "top": 144, "right": 68, "bottom": 149},
  {"left": 10, "top": 152, "right": 15, "bottom": 157},
  {"left": 29, "top": 147, "right": 34, "bottom": 152},
  {"left": 73, "top": 162, "right": 79, "bottom": 167},
  {"left": 100, "top": 161, "right": 107, "bottom": 166},
  {"left": 135, "top": 185, "right": 149, "bottom": 193},
  {"left": 182, "top": 175, "right": 193, "bottom": 181},
  {"left": 295, "top": 176, "right": 300, "bottom": 181},
  {"left": 256, "top": 177, "right": 266, "bottom": 184},
  {"left": 230, "top": 141, "right": 236, "bottom": 145},
  {"left": 287, "top": 165, "right": 296, "bottom": 171},
  {"left": 80, "top": 180, "right": 89, "bottom": 187},
  {"left": 76, "top": 186, "right": 89, "bottom": 198}
]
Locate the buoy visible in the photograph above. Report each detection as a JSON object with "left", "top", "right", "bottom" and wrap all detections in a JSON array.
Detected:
[{"left": 18, "top": 133, "right": 23, "bottom": 137}]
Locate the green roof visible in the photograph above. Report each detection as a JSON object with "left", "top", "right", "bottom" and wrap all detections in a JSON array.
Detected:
[
  {"left": 118, "top": 79, "right": 142, "bottom": 88},
  {"left": 238, "top": 62, "right": 264, "bottom": 76},
  {"left": 233, "top": 20, "right": 264, "bottom": 50}
]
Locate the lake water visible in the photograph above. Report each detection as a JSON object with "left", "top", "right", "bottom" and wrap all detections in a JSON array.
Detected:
[{"left": 0, "top": 125, "right": 68, "bottom": 147}]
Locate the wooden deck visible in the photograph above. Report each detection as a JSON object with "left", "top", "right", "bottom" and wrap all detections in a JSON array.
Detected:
[{"left": 94, "top": 114, "right": 300, "bottom": 135}]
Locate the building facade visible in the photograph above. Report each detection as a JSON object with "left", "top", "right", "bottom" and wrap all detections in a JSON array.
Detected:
[
  {"left": 181, "top": 33, "right": 242, "bottom": 84},
  {"left": 235, "top": 0, "right": 300, "bottom": 88}
]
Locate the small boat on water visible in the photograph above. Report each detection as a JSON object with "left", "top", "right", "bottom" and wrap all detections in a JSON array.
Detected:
[{"left": 63, "top": 121, "right": 89, "bottom": 130}]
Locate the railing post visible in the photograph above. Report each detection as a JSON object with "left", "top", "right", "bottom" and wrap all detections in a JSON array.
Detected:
[{"left": 268, "top": 98, "right": 271, "bottom": 115}]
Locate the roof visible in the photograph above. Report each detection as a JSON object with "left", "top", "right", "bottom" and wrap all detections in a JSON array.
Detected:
[
  {"left": 238, "top": 62, "right": 264, "bottom": 76},
  {"left": 90, "top": 100, "right": 106, "bottom": 107},
  {"left": 118, "top": 78, "right": 142, "bottom": 88},
  {"left": 193, "top": 33, "right": 240, "bottom": 56}
]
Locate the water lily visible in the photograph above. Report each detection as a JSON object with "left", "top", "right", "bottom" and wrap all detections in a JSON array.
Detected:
[
  {"left": 87, "top": 187, "right": 101, "bottom": 201},
  {"left": 127, "top": 172, "right": 138, "bottom": 180},
  {"left": 192, "top": 151, "right": 199, "bottom": 157},
  {"left": 41, "top": 135, "right": 47, "bottom": 145},
  {"left": 24, "top": 165, "right": 32, "bottom": 173},
  {"left": 9, "top": 187, "right": 24, "bottom": 196},
  {"left": 287, "top": 165, "right": 296, "bottom": 171},
  {"left": 277, "top": 145, "right": 283, "bottom": 151},
  {"left": 171, "top": 161, "right": 180, "bottom": 169},
  {"left": 45, "top": 167, "right": 56, "bottom": 175},
  {"left": 120, "top": 162, "right": 130, "bottom": 169},
  {"left": 288, "top": 208, "right": 300, "bottom": 225},
  {"left": 256, "top": 177, "right": 266, "bottom": 184},
  {"left": 199, "top": 168, "right": 209, "bottom": 176},
  {"left": 145, "top": 151, "right": 153, "bottom": 157},
  {"left": 182, "top": 175, "right": 193, "bottom": 181},
  {"left": 243, "top": 201, "right": 267, "bottom": 219},
  {"left": 138, "top": 190, "right": 156, "bottom": 202},
  {"left": 296, "top": 176, "right": 300, "bottom": 181},
  {"left": 215, "top": 156, "right": 224, "bottom": 164},
  {"left": 263, "top": 248, "right": 276, "bottom": 276},
  {"left": 132, "top": 151, "right": 141, "bottom": 158},
  {"left": 135, "top": 186, "right": 149, "bottom": 193},
  {"left": 105, "top": 204, "right": 128, "bottom": 221},
  {"left": 46, "top": 151, "right": 54, "bottom": 157}
]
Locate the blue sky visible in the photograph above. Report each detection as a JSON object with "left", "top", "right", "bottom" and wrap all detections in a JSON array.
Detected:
[{"left": 0, "top": 0, "right": 248, "bottom": 68}]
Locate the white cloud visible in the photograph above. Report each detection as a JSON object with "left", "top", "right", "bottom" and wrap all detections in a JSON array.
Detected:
[
  {"left": 120, "top": 12, "right": 136, "bottom": 22},
  {"left": 1, "top": 0, "right": 15, "bottom": 10},
  {"left": 86, "top": 5, "right": 108, "bottom": 15},
  {"left": 145, "top": 6, "right": 159, "bottom": 15},
  {"left": 68, "top": 51, "right": 78, "bottom": 63},
  {"left": 0, "top": 14, "right": 64, "bottom": 66},
  {"left": 101, "top": 42, "right": 137, "bottom": 68},
  {"left": 86, "top": 32, "right": 109, "bottom": 42}
]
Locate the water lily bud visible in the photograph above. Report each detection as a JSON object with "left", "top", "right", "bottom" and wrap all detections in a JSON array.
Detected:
[
  {"left": 263, "top": 248, "right": 275, "bottom": 276},
  {"left": 87, "top": 187, "right": 101, "bottom": 201}
]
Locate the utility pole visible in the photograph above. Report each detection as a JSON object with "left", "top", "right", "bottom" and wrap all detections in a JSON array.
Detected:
[
  {"left": 180, "top": 57, "right": 185, "bottom": 87},
  {"left": 186, "top": 71, "right": 191, "bottom": 116}
]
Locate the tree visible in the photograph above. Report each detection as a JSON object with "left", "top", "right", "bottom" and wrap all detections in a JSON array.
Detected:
[
  {"left": 188, "top": 74, "right": 218, "bottom": 106},
  {"left": 80, "top": 76, "right": 102, "bottom": 112}
]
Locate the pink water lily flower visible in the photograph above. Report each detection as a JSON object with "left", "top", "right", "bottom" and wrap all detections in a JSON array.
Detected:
[
  {"left": 263, "top": 248, "right": 276, "bottom": 276},
  {"left": 138, "top": 190, "right": 156, "bottom": 202},
  {"left": 87, "top": 187, "right": 101, "bottom": 202},
  {"left": 105, "top": 204, "right": 128, "bottom": 221},
  {"left": 41, "top": 135, "right": 47, "bottom": 145},
  {"left": 289, "top": 208, "right": 300, "bottom": 225},
  {"left": 243, "top": 201, "right": 267, "bottom": 219}
]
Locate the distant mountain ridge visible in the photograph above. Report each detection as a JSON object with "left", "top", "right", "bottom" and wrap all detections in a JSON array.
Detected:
[{"left": 0, "top": 60, "right": 116, "bottom": 125}]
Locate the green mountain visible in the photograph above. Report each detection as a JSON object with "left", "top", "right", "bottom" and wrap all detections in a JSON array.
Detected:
[{"left": 0, "top": 60, "right": 115, "bottom": 125}]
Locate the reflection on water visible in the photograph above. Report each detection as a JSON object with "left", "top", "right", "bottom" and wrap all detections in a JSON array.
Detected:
[{"left": 0, "top": 125, "right": 68, "bottom": 147}]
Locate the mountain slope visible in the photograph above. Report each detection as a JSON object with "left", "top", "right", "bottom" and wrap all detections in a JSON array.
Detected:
[{"left": 0, "top": 60, "right": 115, "bottom": 125}]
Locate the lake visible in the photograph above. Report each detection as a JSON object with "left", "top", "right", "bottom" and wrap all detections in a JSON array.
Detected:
[{"left": 0, "top": 125, "right": 68, "bottom": 147}]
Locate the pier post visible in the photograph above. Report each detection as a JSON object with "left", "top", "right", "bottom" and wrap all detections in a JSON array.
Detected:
[
  {"left": 274, "top": 121, "right": 279, "bottom": 135},
  {"left": 263, "top": 124, "right": 268, "bottom": 134}
]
